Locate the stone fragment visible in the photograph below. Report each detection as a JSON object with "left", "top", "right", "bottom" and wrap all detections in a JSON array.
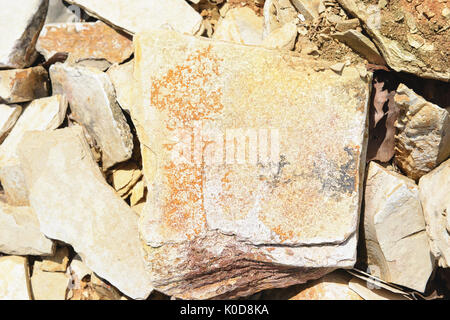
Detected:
[
  {"left": 348, "top": 277, "right": 410, "bottom": 300},
  {"left": 0, "top": 67, "right": 49, "bottom": 104},
  {"left": 0, "top": 95, "right": 68, "bottom": 205},
  {"left": 107, "top": 60, "right": 135, "bottom": 114},
  {"left": 337, "top": 0, "right": 450, "bottom": 81},
  {"left": 0, "top": 200, "right": 54, "bottom": 256},
  {"left": 65, "top": 0, "right": 203, "bottom": 36},
  {"left": 332, "top": 29, "right": 386, "bottom": 65},
  {"left": 37, "top": 21, "right": 133, "bottom": 66},
  {"left": 50, "top": 63, "right": 133, "bottom": 168},
  {"left": 263, "top": 0, "right": 298, "bottom": 37},
  {"left": 0, "top": 256, "right": 31, "bottom": 300},
  {"left": 213, "top": 7, "right": 264, "bottom": 45},
  {"left": 130, "top": 180, "right": 145, "bottom": 207},
  {"left": 109, "top": 161, "right": 142, "bottom": 198},
  {"left": 18, "top": 127, "right": 153, "bottom": 299},
  {"left": 364, "top": 162, "right": 434, "bottom": 292},
  {"left": 259, "top": 271, "right": 363, "bottom": 300},
  {"left": 0, "top": 104, "right": 22, "bottom": 142},
  {"left": 394, "top": 84, "right": 450, "bottom": 180},
  {"left": 31, "top": 262, "right": 69, "bottom": 300},
  {"left": 262, "top": 22, "right": 298, "bottom": 50},
  {"left": 67, "top": 257, "right": 123, "bottom": 300},
  {"left": 133, "top": 29, "right": 371, "bottom": 299},
  {"left": 330, "top": 62, "right": 346, "bottom": 74},
  {"left": 45, "top": 0, "right": 82, "bottom": 23},
  {"left": 291, "top": 0, "right": 321, "bottom": 20},
  {"left": 0, "top": 0, "right": 49, "bottom": 69},
  {"left": 40, "top": 246, "right": 70, "bottom": 272},
  {"left": 419, "top": 159, "right": 450, "bottom": 268},
  {"left": 335, "top": 18, "right": 360, "bottom": 32}
]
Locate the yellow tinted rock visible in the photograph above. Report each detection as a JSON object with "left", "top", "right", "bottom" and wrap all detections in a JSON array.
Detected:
[{"left": 133, "top": 30, "right": 371, "bottom": 299}]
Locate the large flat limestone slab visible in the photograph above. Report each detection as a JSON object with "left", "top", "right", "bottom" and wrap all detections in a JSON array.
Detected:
[{"left": 133, "top": 30, "right": 371, "bottom": 299}]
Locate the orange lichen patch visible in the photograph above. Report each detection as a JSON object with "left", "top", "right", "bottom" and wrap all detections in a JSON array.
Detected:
[
  {"left": 150, "top": 46, "right": 224, "bottom": 131},
  {"left": 37, "top": 21, "right": 133, "bottom": 63},
  {"left": 150, "top": 46, "right": 224, "bottom": 238}
]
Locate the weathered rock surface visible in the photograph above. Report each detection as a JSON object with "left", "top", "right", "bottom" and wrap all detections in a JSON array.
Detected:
[
  {"left": 0, "top": 67, "right": 49, "bottom": 104},
  {"left": 50, "top": 63, "right": 133, "bottom": 168},
  {"left": 45, "top": 0, "right": 82, "bottom": 24},
  {"left": 394, "top": 84, "right": 450, "bottom": 180},
  {"left": 419, "top": 159, "right": 450, "bottom": 268},
  {"left": 337, "top": 0, "right": 450, "bottom": 81},
  {"left": 107, "top": 60, "right": 135, "bottom": 114},
  {"left": 0, "top": 256, "right": 31, "bottom": 300},
  {"left": 0, "top": 200, "right": 54, "bottom": 256},
  {"left": 0, "top": 0, "right": 49, "bottom": 69},
  {"left": 17, "top": 127, "right": 153, "bottom": 299},
  {"left": 332, "top": 29, "right": 386, "bottom": 65},
  {"left": 0, "top": 95, "right": 68, "bottom": 205},
  {"left": 262, "top": 22, "right": 298, "bottom": 50},
  {"left": 263, "top": 0, "right": 298, "bottom": 37},
  {"left": 109, "top": 161, "right": 142, "bottom": 198},
  {"left": 65, "top": 0, "right": 203, "bottom": 36},
  {"left": 364, "top": 162, "right": 433, "bottom": 292},
  {"left": 259, "top": 271, "right": 363, "bottom": 300},
  {"left": 132, "top": 30, "right": 371, "bottom": 299},
  {"left": 213, "top": 7, "right": 264, "bottom": 45},
  {"left": 37, "top": 21, "right": 133, "bottom": 66},
  {"left": 31, "top": 261, "right": 69, "bottom": 300},
  {"left": 0, "top": 104, "right": 22, "bottom": 142},
  {"left": 40, "top": 246, "right": 70, "bottom": 272}
]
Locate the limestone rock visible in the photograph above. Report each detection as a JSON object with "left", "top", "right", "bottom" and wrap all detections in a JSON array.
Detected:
[
  {"left": 50, "top": 63, "right": 133, "bottom": 169},
  {"left": 263, "top": 0, "right": 298, "bottom": 37},
  {"left": 0, "top": 200, "right": 54, "bottom": 256},
  {"left": 419, "top": 159, "right": 450, "bottom": 268},
  {"left": 31, "top": 261, "right": 69, "bottom": 300},
  {"left": 17, "top": 127, "right": 153, "bottom": 299},
  {"left": 65, "top": 0, "right": 203, "bottom": 36},
  {"left": 0, "top": 67, "right": 49, "bottom": 104},
  {"left": 364, "top": 162, "right": 433, "bottom": 292},
  {"left": 130, "top": 180, "right": 145, "bottom": 207},
  {"left": 37, "top": 21, "right": 133, "bottom": 66},
  {"left": 45, "top": 0, "right": 82, "bottom": 23},
  {"left": 0, "top": 95, "right": 68, "bottom": 205},
  {"left": 291, "top": 0, "right": 321, "bottom": 20},
  {"left": 0, "top": 104, "right": 22, "bottom": 142},
  {"left": 133, "top": 30, "right": 371, "bottom": 299},
  {"left": 0, "top": 256, "right": 31, "bottom": 300},
  {"left": 109, "top": 161, "right": 142, "bottom": 198},
  {"left": 40, "top": 246, "right": 70, "bottom": 272},
  {"left": 107, "top": 60, "right": 135, "bottom": 114},
  {"left": 259, "top": 271, "right": 363, "bottom": 300},
  {"left": 332, "top": 29, "right": 386, "bottom": 65},
  {"left": 394, "top": 84, "right": 450, "bottom": 180},
  {"left": 0, "top": 0, "right": 49, "bottom": 69},
  {"left": 262, "top": 22, "right": 298, "bottom": 50},
  {"left": 213, "top": 7, "right": 264, "bottom": 45},
  {"left": 337, "top": 0, "right": 450, "bottom": 81}
]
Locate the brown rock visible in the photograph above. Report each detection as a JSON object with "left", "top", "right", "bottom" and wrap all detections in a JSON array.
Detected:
[
  {"left": 0, "top": 67, "right": 49, "bottom": 104},
  {"left": 37, "top": 21, "right": 133, "bottom": 66}
]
